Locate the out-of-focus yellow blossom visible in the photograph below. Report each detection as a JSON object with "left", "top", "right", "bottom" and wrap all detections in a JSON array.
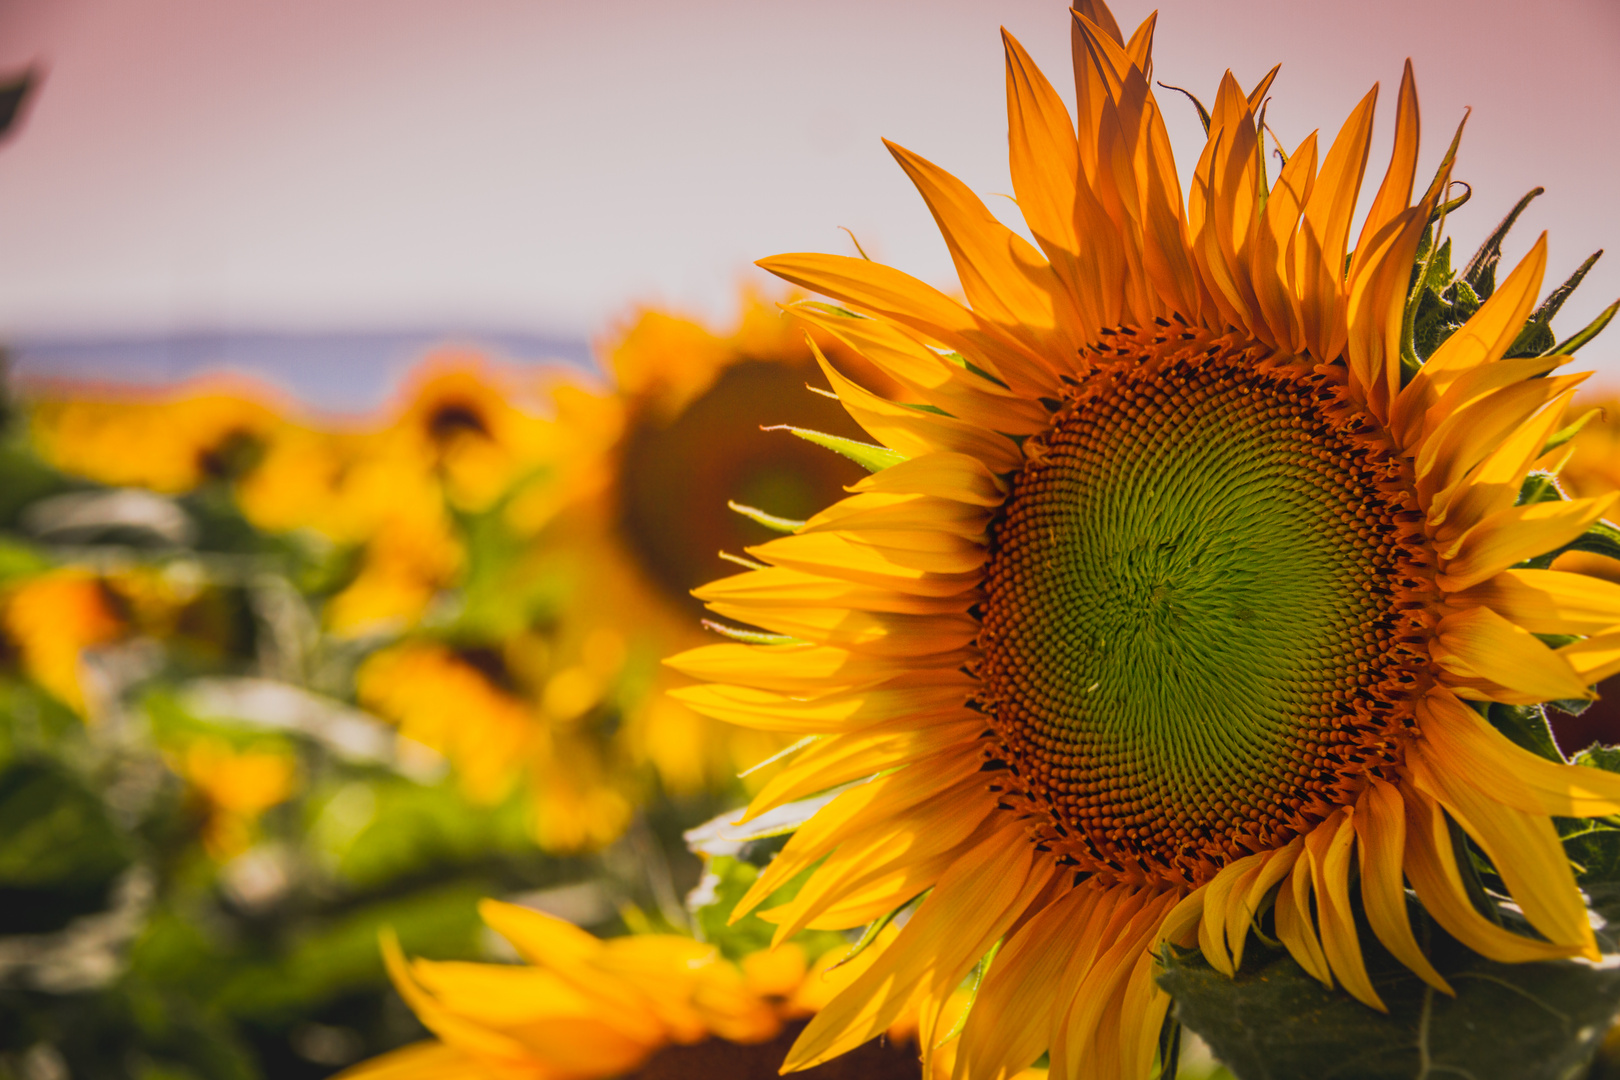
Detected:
[
  {"left": 521, "top": 289, "right": 903, "bottom": 796},
  {"left": 384, "top": 354, "right": 567, "bottom": 514},
  {"left": 1558, "top": 393, "right": 1620, "bottom": 499},
  {"left": 356, "top": 642, "right": 632, "bottom": 852},
  {"left": 357, "top": 643, "right": 533, "bottom": 804},
  {"left": 0, "top": 568, "right": 128, "bottom": 714},
  {"left": 1554, "top": 393, "right": 1620, "bottom": 584},
  {"left": 174, "top": 736, "right": 296, "bottom": 859},
  {"left": 31, "top": 377, "right": 284, "bottom": 493},
  {"left": 337, "top": 901, "right": 1026, "bottom": 1080}
]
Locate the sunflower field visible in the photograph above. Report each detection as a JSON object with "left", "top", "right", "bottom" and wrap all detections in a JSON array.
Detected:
[{"left": 7, "top": 2, "right": 1620, "bottom": 1079}]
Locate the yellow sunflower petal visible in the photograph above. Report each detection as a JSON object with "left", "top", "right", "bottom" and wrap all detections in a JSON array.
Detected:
[
  {"left": 1409, "top": 747, "right": 1597, "bottom": 959},
  {"left": 1559, "top": 631, "right": 1620, "bottom": 685},
  {"left": 885, "top": 138, "right": 1085, "bottom": 360},
  {"left": 1437, "top": 492, "right": 1618, "bottom": 591},
  {"left": 670, "top": 680, "right": 976, "bottom": 734},
  {"left": 1417, "top": 688, "right": 1620, "bottom": 817},
  {"left": 788, "top": 302, "right": 1051, "bottom": 433},
  {"left": 847, "top": 451, "right": 1009, "bottom": 506},
  {"left": 1274, "top": 854, "right": 1333, "bottom": 988},
  {"left": 957, "top": 885, "right": 1102, "bottom": 1080},
  {"left": 1432, "top": 605, "right": 1590, "bottom": 701},
  {"left": 1308, "top": 811, "right": 1384, "bottom": 1011},
  {"left": 759, "top": 252, "right": 1055, "bottom": 397},
  {"left": 1401, "top": 779, "right": 1584, "bottom": 963},
  {"left": 1354, "top": 778, "right": 1453, "bottom": 994},
  {"left": 1452, "top": 567, "right": 1620, "bottom": 637},
  {"left": 1295, "top": 84, "right": 1377, "bottom": 362},
  {"left": 785, "top": 822, "right": 1052, "bottom": 1071},
  {"left": 1391, "top": 234, "right": 1550, "bottom": 447},
  {"left": 1432, "top": 388, "right": 1577, "bottom": 538}
]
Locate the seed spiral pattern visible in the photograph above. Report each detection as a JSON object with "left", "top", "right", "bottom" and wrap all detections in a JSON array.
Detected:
[{"left": 977, "top": 329, "right": 1438, "bottom": 888}]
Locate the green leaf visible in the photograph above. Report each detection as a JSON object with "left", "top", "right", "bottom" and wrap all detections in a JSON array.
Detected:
[
  {"left": 0, "top": 759, "right": 133, "bottom": 934},
  {"left": 766, "top": 425, "right": 905, "bottom": 472},
  {"left": 1558, "top": 748, "right": 1620, "bottom": 886},
  {"left": 1518, "top": 471, "right": 1568, "bottom": 507},
  {"left": 1156, "top": 81, "right": 1212, "bottom": 134},
  {"left": 1483, "top": 702, "right": 1564, "bottom": 762},
  {"left": 1160, "top": 907, "right": 1620, "bottom": 1080},
  {"left": 1541, "top": 411, "right": 1601, "bottom": 461},
  {"left": 1556, "top": 519, "right": 1620, "bottom": 563}
]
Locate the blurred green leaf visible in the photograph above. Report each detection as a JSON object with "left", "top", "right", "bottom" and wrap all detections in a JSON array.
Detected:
[
  {"left": 687, "top": 854, "right": 841, "bottom": 963},
  {"left": 0, "top": 759, "right": 132, "bottom": 933}
]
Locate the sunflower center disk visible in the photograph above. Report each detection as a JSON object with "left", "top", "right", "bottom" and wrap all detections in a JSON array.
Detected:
[{"left": 978, "top": 334, "right": 1434, "bottom": 887}]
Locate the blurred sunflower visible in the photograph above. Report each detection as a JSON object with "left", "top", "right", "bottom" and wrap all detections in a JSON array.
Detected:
[
  {"left": 0, "top": 565, "right": 200, "bottom": 716},
  {"left": 530, "top": 290, "right": 904, "bottom": 796},
  {"left": 356, "top": 641, "right": 633, "bottom": 851},
  {"left": 671, "top": 4, "right": 1620, "bottom": 1077},
  {"left": 173, "top": 736, "right": 297, "bottom": 860},
  {"left": 1, "top": 568, "right": 129, "bottom": 714},
  {"left": 337, "top": 900, "right": 1040, "bottom": 1080},
  {"left": 1552, "top": 393, "right": 1620, "bottom": 585},
  {"left": 31, "top": 376, "right": 282, "bottom": 493},
  {"left": 242, "top": 352, "right": 566, "bottom": 635}
]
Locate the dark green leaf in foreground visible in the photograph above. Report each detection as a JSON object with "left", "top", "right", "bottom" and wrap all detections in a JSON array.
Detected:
[{"left": 1160, "top": 913, "right": 1620, "bottom": 1080}]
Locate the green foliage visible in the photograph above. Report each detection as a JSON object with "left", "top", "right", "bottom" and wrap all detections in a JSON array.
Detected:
[
  {"left": 1483, "top": 702, "right": 1564, "bottom": 761},
  {"left": 1403, "top": 187, "right": 1612, "bottom": 372},
  {"left": 1162, "top": 750, "right": 1620, "bottom": 1080},
  {"left": 1160, "top": 913, "right": 1620, "bottom": 1080},
  {"left": 0, "top": 759, "right": 132, "bottom": 934},
  {"left": 686, "top": 853, "right": 842, "bottom": 963}
]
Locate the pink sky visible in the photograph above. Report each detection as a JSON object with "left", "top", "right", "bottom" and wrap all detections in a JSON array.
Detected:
[{"left": 0, "top": 0, "right": 1614, "bottom": 376}]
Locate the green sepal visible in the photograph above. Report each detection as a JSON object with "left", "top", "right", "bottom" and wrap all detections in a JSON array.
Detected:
[
  {"left": 1550, "top": 297, "right": 1619, "bottom": 357},
  {"left": 1405, "top": 235, "right": 1475, "bottom": 364},
  {"left": 829, "top": 891, "right": 922, "bottom": 973},
  {"left": 726, "top": 500, "right": 804, "bottom": 534},
  {"left": 1517, "top": 471, "right": 1566, "bottom": 506},
  {"left": 767, "top": 424, "right": 905, "bottom": 473},
  {"left": 1559, "top": 749, "right": 1620, "bottom": 886},
  {"left": 1541, "top": 410, "right": 1601, "bottom": 459},
  {"left": 1156, "top": 81, "right": 1211, "bottom": 134},
  {"left": 1507, "top": 249, "right": 1603, "bottom": 357},
  {"left": 1461, "top": 187, "right": 1543, "bottom": 300},
  {"left": 699, "top": 619, "right": 800, "bottom": 645}
]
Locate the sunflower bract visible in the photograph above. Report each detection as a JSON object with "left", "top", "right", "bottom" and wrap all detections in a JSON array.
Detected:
[{"left": 668, "top": 3, "right": 1620, "bottom": 1078}]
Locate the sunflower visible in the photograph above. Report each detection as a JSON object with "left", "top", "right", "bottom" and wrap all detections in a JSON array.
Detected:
[
  {"left": 528, "top": 290, "right": 903, "bottom": 794},
  {"left": 0, "top": 565, "right": 197, "bottom": 716},
  {"left": 1, "top": 568, "right": 129, "bottom": 715},
  {"left": 30, "top": 376, "right": 282, "bottom": 494},
  {"left": 668, "top": 4, "right": 1620, "bottom": 1077},
  {"left": 356, "top": 640, "right": 634, "bottom": 851},
  {"left": 336, "top": 900, "right": 1039, "bottom": 1080},
  {"left": 172, "top": 736, "right": 297, "bottom": 860}
]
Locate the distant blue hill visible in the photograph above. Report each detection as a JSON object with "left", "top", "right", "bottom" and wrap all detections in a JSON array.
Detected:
[{"left": 8, "top": 327, "right": 597, "bottom": 413}]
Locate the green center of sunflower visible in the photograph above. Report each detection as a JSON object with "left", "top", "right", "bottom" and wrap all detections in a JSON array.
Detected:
[{"left": 978, "top": 331, "right": 1434, "bottom": 887}]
